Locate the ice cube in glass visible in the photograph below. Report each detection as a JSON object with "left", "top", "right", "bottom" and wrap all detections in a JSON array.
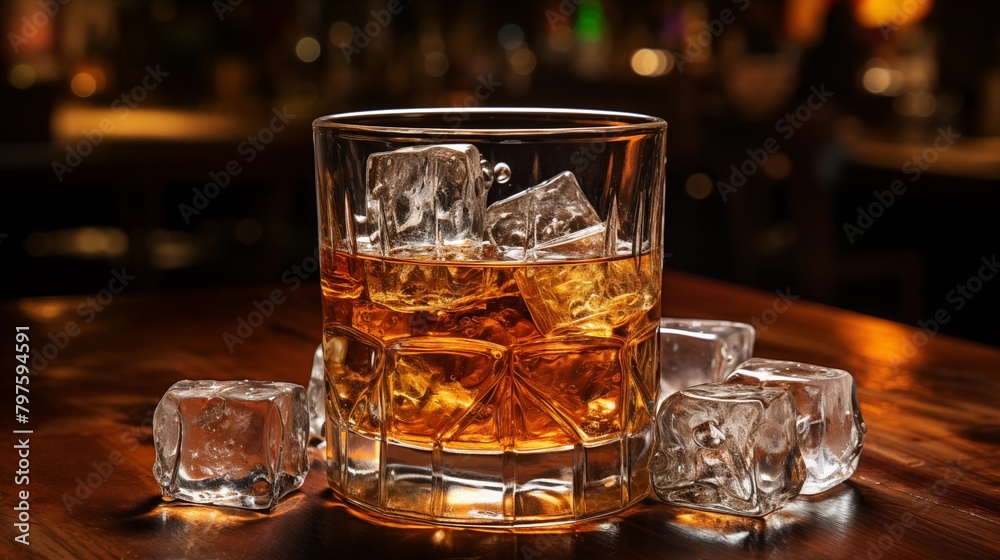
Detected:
[{"left": 366, "top": 143, "right": 491, "bottom": 253}]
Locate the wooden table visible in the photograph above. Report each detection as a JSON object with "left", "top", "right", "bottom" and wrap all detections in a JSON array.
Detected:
[{"left": 3, "top": 272, "right": 998, "bottom": 559}]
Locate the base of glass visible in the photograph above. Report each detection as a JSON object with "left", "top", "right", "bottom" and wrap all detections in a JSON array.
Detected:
[{"left": 326, "top": 426, "right": 652, "bottom": 527}]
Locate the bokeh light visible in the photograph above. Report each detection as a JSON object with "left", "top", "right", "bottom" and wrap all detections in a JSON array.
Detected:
[
  {"left": 763, "top": 153, "right": 792, "bottom": 181},
  {"left": 862, "top": 59, "right": 903, "bottom": 95},
  {"left": 9, "top": 64, "right": 36, "bottom": 89},
  {"left": 424, "top": 51, "right": 449, "bottom": 77},
  {"left": 574, "top": 0, "right": 606, "bottom": 43},
  {"left": 855, "top": 0, "right": 933, "bottom": 29},
  {"left": 630, "top": 48, "right": 672, "bottom": 77},
  {"left": 70, "top": 73, "right": 98, "bottom": 98},
  {"left": 684, "top": 173, "right": 714, "bottom": 199},
  {"left": 295, "top": 37, "right": 321, "bottom": 63},
  {"left": 510, "top": 48, "right": 537, "bottom": 75},
  {"left": 497, "top": 23, "right": 524, "bottom": 50}
]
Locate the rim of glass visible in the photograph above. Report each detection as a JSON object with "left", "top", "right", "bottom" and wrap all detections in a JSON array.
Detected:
[{"left": 312, "top": 107, "right": 666, "bottom": 137}]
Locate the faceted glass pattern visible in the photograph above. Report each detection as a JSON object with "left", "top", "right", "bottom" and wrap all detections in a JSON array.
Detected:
[
  {"left": 322, "top": 157, "right": 659, "bottom": 524},
  {"left": 315, "top": 110, "right": 667, "bottom": 526},
  {"left": 652, "top": 383, "right": 806, "bottom": 517},
  {"left": 725, "top": 358, "right": 867, "bottom": 494},
  {"left": 323, "top": 311, "right": 658, "bottom": 524},
  {"left": 153, "top": 380, "right": 310, "bottom": 509}
]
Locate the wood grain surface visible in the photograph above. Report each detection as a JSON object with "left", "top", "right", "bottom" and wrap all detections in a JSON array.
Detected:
[{"left": 1, "top": 271, "right": 998, "bottom": 559}]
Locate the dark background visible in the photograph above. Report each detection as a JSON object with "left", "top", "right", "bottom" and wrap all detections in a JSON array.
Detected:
[{"left": 2, "top": 0, "right": 998, "bottom": 345}]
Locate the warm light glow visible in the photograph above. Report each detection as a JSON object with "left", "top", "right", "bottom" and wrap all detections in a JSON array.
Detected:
[
  {"left": 855, "top": 0, "right": 933, "bottom": 29},
  {"left": 52, "top": 107, "right": 249, "bottom": 142},
  {"left": 784, "top": 0, "right": 827, "bottom": 44},
  {"left": 684, "top": 173, "right": 713, "bottom": 199},
  {"left": 77, "top": 227, "right": 128, "bottom": 257},
  {"left": 18, "top": 300, "right": 74, "bottom": 321},
  {"left": 630, "top": 48, "right": 672, "bottom": 77},
  {"left": 70, "top": 72, "right": 98, "bottom": 97},
  {"left": 668, "top": 510, "right": 763, "bottom": 544},
  {"left": 548, "top": 26, "right": 575, "bottom": 52},
  {"left": 863, "top": 68, "right": 891, "bottom": 94},
  {"left": 146, "top": 229, "right": 203, "bottom": 270},
  {"left": 424, "top": 51, "right": 449, "bottom": 77},
  {"left": 763, "top": 152, "right": 792, "bottom": 180},
  {"left": 510, "top": 48, "right": 537, "bottom": 75},
  {"left": 862, "top": 60, "right": 903, "bottom": 96},
  {"left": 295, "top": 37, "right": 321, "bottom": 63},
  {"left": 9, "top": 64, "right": 35, "bottom": 89},
  {"left": 24, "top": 227, "right": 128, "bottom": 259}
]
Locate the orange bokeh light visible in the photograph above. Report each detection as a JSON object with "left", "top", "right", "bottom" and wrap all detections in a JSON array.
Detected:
[{"left": 854, "top": 0, "right": 933, "bottom": 30}]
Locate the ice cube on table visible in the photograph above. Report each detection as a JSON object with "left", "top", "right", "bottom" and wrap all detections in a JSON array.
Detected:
[
  {"left": 652, "top": 383, "right": 805, "bottom": 517},
  {"left": 366, "top": 144, "right": 492, "bottom": 254},
  {"left": 307, "top": 344, "right": 326, "bottom": 449},
  {"left": 152, "top": 380, "right": 310, "bottom": 510},
  {"left": 725, "top": 358, "right": 867, "bottom": 495},
  {"left": 658, "top": 318, "right": 755, "bottom": 407},
  {"left": 486, "top": 171, "right": 604, "bottom": 260}
]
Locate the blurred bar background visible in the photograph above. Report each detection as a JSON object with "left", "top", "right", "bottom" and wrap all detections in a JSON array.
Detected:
[{"left": 2, "top": 0, "right": 998, "bottom": 345}]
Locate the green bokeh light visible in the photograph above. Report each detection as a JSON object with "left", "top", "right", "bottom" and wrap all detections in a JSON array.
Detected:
[{"left": 574, "top": 0, "right": 605, "bottom": 43}]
